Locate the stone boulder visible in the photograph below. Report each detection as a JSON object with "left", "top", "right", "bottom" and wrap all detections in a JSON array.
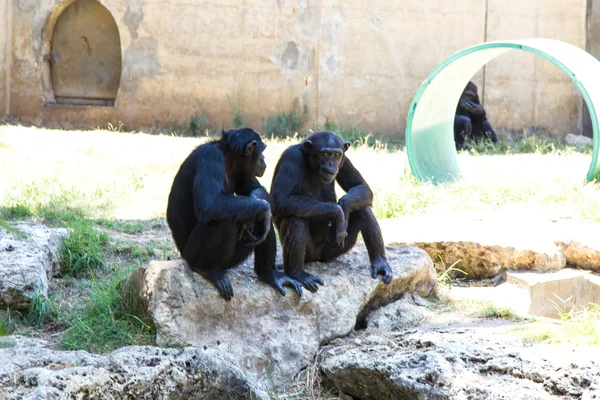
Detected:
[
  {"left": 364, "top": 292, "right": 429, "bottom": 332},
  {"left": 554, "top": 220, "right": 600, "bottom": 271},
  {"left": 321, "top": 326, "right": 600, "bottom": 400},
  {"left": 120, "top": 245, "right": 438, "bottom": 385},
  {"left": 566, "top": 133, "right": 593, "bottom": 151},
  {"left": 380, "top": 215, "right": 567, "bottom": 279},
  {"left": 0, "top": 222, "right": 69, "bottom": 310},
  {"left": 0, "top": 336, "right": 267, "bottom": 399}
]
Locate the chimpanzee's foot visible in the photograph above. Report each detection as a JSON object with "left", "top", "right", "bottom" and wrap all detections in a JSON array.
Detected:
[
  {"left": 199, "top": 269, "right": 234, "bottom": 301},
  {"left": 371, "top": 257, "right": 393, "bottom": 284},
  {"left": 258, "top": 269, "right": 303, "bottom": 296},
  {"left": 289, "top": 269, "right": 324, "bottom": 293}
]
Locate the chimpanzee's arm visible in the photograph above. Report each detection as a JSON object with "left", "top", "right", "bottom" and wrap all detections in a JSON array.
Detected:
[
  {"left": 193, "top": 148, "right": 269, "bottom": 223},
  {"left": 236, "top": 177, "right": 274, "bottom": 208},
  {"left": 335, "top": 156, "right": 373, "bottom": 214},
  {"left": 465, "top": 99, "right": 486, "bottom": 119},
  {"left": 272, "top": 148, "right": 344, "bottom": 221}
]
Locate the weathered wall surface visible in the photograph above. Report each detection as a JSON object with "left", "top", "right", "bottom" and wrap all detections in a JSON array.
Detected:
[
  {"left": 484, "top": 0, "right": 587, "bottom": 135},
  {"left": 2, "top": 0, "right": 591, "bottom": 136},
  {"left": 0, "top": 0, "right": 8, "bottom": 119}
]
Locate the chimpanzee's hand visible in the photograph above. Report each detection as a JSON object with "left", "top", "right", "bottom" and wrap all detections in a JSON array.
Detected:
[
  {"left": 334, "top": 204, "right": 347, "bottom": 247},
  {"left": 338, "top": 196, "right": 350, "bottom": 224},
  {"left": 246, "top": 200, "right": 271, "bottom": 246}
]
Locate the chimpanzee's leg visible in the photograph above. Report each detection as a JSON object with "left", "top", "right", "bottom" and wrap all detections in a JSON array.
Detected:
[
  {"left": 481, "top": 120, "right": 497, "bottom": 143},
  {"left": 253, "top": 222, "right": 303, "bottom": 296},
  {"left": 277, "top": 216, "right": 323, "bottom": 292},
  {"left": 454, "top": 115, "right": 472, "bottom": 151},
  {"left": 320, "top": 206, "right": 393, "bottom": 284},
  {"left": 183, "top": 220, "right": 251, "bottom": 301}
]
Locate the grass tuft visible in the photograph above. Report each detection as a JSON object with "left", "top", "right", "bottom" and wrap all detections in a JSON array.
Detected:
[
  {"left": 472, "top": 301, "right": 521, "bottom": 320},
  {"left": 60, "top": 222, "right": 109, "bottom": 278},
  {"left": 60, "top": 267, "right": 156, "bottom": 353},
  {"left": 262, "top": 99, "right": 304, "bottom": 138},
  {"left": 24, "top": 293, "right": 59, "bottom": 329}
]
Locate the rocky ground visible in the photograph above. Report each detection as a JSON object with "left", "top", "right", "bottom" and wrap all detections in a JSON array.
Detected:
[{"left": 1, "top": 218, "right": 600, "bottom": 399}]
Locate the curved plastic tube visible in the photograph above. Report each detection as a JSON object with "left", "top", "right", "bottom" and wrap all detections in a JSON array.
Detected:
[{"left": 405, "top": 39, "right": 600, "bottom": 184}]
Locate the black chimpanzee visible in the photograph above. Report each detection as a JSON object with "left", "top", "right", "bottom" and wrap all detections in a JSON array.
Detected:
[
  {"left": 166, "top": 127, "right": 302, "bottom": 301},
  {"left": 270, "top": 131, "right": 393, "bottom": 293},
  {"left": 454, "top": 81, "right": 497, "bottom": 150}
]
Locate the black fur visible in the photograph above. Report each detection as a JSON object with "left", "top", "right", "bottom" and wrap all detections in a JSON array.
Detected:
[
  {"left": 270, "top": 131, "right": 393, "bottom": 293},
  {"left": 166, "top": 127, "right": 301, "bottom": 300},
  {"left": 454, "top": 81, "right": 497, "bottom": 150}
]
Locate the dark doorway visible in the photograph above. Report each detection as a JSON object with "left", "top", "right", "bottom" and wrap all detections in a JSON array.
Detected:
[{"left": 50, "top": 0, "right": 122, "bottom": 106}]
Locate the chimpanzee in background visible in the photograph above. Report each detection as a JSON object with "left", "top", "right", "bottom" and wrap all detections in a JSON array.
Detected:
[
  {"left": 270, "top": 131, "right": 393, "bottom": 293},
  {"left": 454, "top": 81, "right": 497, "bottom": 150},
  {"left": 166, "top": 128, "right": 302, "bottom": 300}
]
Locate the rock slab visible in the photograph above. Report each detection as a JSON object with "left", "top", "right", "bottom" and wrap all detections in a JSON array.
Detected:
[
  {"left": 321, "top": 327, "right": 600, "bottom": 400},
  {"left": 121, "top": 245, "right": 438, "bottom": 384},
  {"left": 0, "top": 336, "right": 267, "bottom": 399},
  {"left": 507, "top": 269, "right": 600, "bottom": 318},
  {"left": 0, "top": 222, "right": 69, "bottom": 309},
  {"left": 379, "top": 215, "right": 600, "bottom": 279}
]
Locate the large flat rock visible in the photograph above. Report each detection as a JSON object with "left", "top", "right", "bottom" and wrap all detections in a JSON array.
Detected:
[
  {"left": 120, "top": 245, "right": 438, "bottom": 385},
  {"left": 380, "top": 214, "right": 600, "bottom": 279},
  {"left": 0, "top": 336, "right": 267, "bottom": 399},
  {"left": 321, "top": 325, "right": 600, "bottom": 400},
  {"left": 0, "top": 222, "right": 69, "bottom": 310}
]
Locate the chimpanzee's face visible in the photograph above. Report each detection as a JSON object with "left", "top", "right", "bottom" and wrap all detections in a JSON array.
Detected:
[
  {"left": 302, "top": 131, "right": 351, "bottom": 184},
  {"left": 315, "top": 149, "right": 343, "bottom": 183},
  {"left": 243, "top": 139, "right": 267, "bottom": 177}
]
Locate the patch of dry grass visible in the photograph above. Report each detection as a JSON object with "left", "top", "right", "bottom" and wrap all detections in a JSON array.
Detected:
[{"left": 1, "top": 124, "right": 600, "bottom": 223}]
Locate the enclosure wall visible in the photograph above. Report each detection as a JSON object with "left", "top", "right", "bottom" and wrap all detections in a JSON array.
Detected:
[
  {"left": 4, "top": 0, "right": 589, "bottom": 136},
  {"left": 0, "top": 0, "right": 9, "bottom": 119}
]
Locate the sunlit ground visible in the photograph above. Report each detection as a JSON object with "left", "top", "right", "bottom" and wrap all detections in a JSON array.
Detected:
[{"left": 1, "top": 124, "right": 599, "bottom": 223}]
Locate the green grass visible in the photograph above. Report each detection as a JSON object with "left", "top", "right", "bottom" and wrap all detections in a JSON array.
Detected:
[
  {"left": 113, "top": 243, "right": 157, "bottom": 263},
  {"left": 228, "top": 93, "right": 246, "bottom": 128},
  {"left": 321, "top": 118, "right": 404, "bottom": 151},
  {"left": 471, "top": 301, "right": 522, "bottom": 320},
  {"left": 23, "top": 293, "right": 59, "bottom": 329},
  {"left": 0, "top": 179, "right": 119, "bottom": 223},
  {"left": 60, "top": 222, "right": 110, "bottom": 278},
  {"left": 262, "top": 99, "right": 305, "bottom": 138},
  {"left": 509, "top": 304, "right": 600, "bottom": 346},
  {"left": 461, "top": 130, "right": 590, "bottom": 156},
  {"left": 96, "top": 219, "right": 149, "bottom": 234},
  {"left": 60, "top": 266, "right": 156, "bottom": 353}
]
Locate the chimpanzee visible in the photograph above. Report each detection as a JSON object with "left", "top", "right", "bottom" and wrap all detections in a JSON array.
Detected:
[
  {"left": 270, "top": 131, "right": 393, "bottom": 293},
  {"left": 166, "top": 127, "right": 302, "bottom": 301},
  {"left": 454, "top": 81, "right": 497, "bottom": 150}
]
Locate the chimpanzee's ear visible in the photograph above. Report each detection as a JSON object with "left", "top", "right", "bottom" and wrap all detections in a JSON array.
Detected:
[
  {"left": 302, "top": 140, "right": 315, "bottom": 153},
  {"left": 343, "top": 141, "right": 351, "bottom": 152},
  {"left": 221, "top": 129, "right": 229, "bottom": 143},
  {"left": 245, "top": 140, "right": 257, "bottom": 156}
]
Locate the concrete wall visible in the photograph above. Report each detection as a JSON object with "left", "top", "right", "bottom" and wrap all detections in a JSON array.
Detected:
[
  {"left": 0, "top": 0, "right": 8, "bottom": 119},
  {"left": 2, "top": 0, "right": 591, "bottom": 137},
  {"left": 484, "top": 0, "right": 587, "bottom": 135}
]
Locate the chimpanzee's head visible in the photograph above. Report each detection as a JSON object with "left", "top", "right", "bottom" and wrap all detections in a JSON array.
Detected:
[
  {"left": 302, "top": 131, "right": 351, "bottom": 184},
  {"left": 222, "top": 128, "right": 267, "bottom": 177}
]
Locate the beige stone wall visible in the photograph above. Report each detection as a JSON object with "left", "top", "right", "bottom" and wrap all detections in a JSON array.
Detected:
[
  {"left": 0, "top": 0, "right": 8, "bottom": 119},
  {"left": 2, "top": 0, "right": 591, "bottom": 137},
  {"left": 484, "top": 0, "right": 587, "bottom": 135}
]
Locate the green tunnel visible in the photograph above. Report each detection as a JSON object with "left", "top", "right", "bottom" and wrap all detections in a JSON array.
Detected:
[{"left": 405, "top": 38, "right": 600, "bottom": 184}]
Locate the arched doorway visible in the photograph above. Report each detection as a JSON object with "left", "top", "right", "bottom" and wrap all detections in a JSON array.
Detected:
[
  {"left": 405, "top": 39, "right": 600, "bottom": 184},
  {"left": 47, "top": 0, "right": 122, "bottom": 106}
]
